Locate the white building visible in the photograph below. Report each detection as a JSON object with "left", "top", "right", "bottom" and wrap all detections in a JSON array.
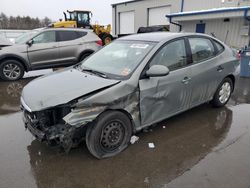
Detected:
[{"left": 112, "top": 0, "right": 250, "bottom": 48}]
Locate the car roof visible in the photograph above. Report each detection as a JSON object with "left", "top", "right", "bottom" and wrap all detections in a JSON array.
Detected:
[{"left": 117, "top": 32, "right": 212, "bottom": 42}]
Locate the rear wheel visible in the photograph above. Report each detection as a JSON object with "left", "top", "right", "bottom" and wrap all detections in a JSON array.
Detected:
[
  {"left": 0, "top": 60, "right": 24, "bottom": 81},
  {"left": 79, "top": 52, "right": 92, "bottom": 62},
  {"left": 86, "top": 111, "right": 132, "bottom": 159},
  {"left": 211, "top": 78, "right": 233, "bottom": 107}
]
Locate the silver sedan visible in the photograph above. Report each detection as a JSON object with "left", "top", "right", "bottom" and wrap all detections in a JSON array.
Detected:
[{"left": 21, "top": 32, "right": 240, "bottom": 158}]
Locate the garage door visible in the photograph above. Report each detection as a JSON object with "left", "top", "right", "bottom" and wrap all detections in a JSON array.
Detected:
[
  {"left": 119, "top": 11, "right": 135, "bottom": 34},
  {"left": 148, "top": 6, "right": 170, "bottom": 26}
]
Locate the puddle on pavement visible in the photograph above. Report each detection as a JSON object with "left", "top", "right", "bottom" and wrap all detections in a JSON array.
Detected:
[
  {"left": 0, "top": 78, "right": 250, "bottom": 188},
  {"left": 0, "top": 78, "right": 32, "bottom": 115}
]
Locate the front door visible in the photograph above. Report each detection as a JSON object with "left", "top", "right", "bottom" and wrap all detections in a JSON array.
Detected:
[
  {"left": 139, "top": 39, "right": 192, "bottom": 126},
  {"left": 28, "top": 31, "right": 59, "bottom": 68}
]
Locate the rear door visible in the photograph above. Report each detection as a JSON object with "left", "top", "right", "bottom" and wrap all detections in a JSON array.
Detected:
[
  {"left": 57, "top": 30, "right": 87, "bottom": 64},
  {"left": 187, "top": 37, "right": 225, "bottom": 107},
  {"left": 27, "top": 31, "right": 59, "bottom": 67},
  {"left": 139, "top": 39, "right": 193, "bottom": 126}
]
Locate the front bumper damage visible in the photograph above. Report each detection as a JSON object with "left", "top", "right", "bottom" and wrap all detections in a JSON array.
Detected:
[
  {"left": 21, "top": 87, "right": 141, "bottom": 152},
  {"left": 22, "top": 106, "right": 87, "bottom": 152}
]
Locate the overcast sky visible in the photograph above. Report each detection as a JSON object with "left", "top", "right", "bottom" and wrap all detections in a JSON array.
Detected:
[{"left": 1, "top": 0, "right": 126, "bottom": 25}]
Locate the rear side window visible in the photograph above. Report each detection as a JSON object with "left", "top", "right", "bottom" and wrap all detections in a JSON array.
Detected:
[
  {"left": 214, "top": 40, "right": 224, "bottom": 54},
  {"left": 57, "top": 31, "right": 87, "bottom": 42},
  {"left": 189, "top": 38, "right": 215, "bottom": 63},
  {"left": 76, "top": 31, "right": 87, "bottom": 38}
]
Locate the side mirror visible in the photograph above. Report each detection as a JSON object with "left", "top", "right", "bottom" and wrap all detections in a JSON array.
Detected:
[
  {"left": 146, "top": 65, "right": 170, "bottom": 77},
  {"left": 26, "top": 40, "right": 33, "bottom": 46}
]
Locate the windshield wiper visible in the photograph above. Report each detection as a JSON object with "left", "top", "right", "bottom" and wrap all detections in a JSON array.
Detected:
[{"left": 81, "top": 68, "right": 108, "bottom": 78}]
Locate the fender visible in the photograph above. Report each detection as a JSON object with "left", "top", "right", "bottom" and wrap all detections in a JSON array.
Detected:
[{"left": 0, "top": 54, "right": 31, "bottom": 71}]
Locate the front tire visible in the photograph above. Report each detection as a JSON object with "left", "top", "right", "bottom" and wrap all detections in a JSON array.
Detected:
[
  {"left": 0, "top": 60, "right": 24, "bottom": 81},
  {"left": 86, "top": 111, "right": 132, "bottom": 159},
  {"left": 211, "top": 78, "right": 233, "bottom": 107}
]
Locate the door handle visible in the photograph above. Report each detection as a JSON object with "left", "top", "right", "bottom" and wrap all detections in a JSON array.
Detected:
[
  {"left": 217, "top": 65, "right": 224, "bottom": 72},
  {"left": 182, "top": 77, "right": 191, "bottom": 84},
  {"left": 52, "top": 45, "right": 58, "bottom": 48}
]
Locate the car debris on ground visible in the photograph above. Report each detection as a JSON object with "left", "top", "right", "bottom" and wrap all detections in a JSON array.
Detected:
[
  {"left": 130, "top": 135, "right": 139, "bottom": 144},
  {"left": 148, "top": 143, "right": 155, "bottom": 149}
]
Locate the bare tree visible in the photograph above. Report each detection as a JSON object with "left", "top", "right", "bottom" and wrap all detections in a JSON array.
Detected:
[{"left": 0, "top": 12, "right": 52, "bottom": 29}]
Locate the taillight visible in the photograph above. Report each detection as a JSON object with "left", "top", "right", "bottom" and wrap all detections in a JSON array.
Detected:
[
  {"left": 232, "top": 49, "right": 241, "bottom": 61},
  {"left": 96, "top": 40, "right": 103, "bottom": 46},
  {"left": 236, "top": 52, "right": 241, "bottom": 61}
]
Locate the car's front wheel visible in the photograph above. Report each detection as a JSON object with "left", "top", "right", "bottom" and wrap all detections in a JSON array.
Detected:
[
  {"left": 0, "top": 60, "right": 24, "bottom": 81},
  {"left": 211, "top": 77, "right": 233, "bottom": 107},
  {"left": 86, "top": 111, "right": 132, "bottom": 159}
]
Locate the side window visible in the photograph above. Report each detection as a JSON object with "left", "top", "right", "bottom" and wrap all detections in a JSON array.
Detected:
[
  {"left": 189, "top": 38, "right": 215, "bottom": 63},
  {"left": 150, "top": 39, "right": 187, "bottom": 71},
  {"left": 32, "top": 31, "right": 56, "bottom": 44},
  {"left": 214, "top": 40, "right": 224, "bottom": 54},
  {"left": 76, "top": 31, "right": 87, "bottom": 38},
  {"left": 57, "top": 31, "right": 80, "bottom": 42}
]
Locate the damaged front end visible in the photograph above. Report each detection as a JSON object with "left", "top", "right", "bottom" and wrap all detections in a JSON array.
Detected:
[
  {"left": 21, "top": 100, "right": 94, "bottom": 152},
  {"left": 20, "top": 71, "right": 141, "bottom": 153}
]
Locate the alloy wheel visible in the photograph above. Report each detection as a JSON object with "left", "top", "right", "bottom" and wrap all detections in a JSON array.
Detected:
[
  {"left": 3, "top": 63, "right": 21, "bottom": 80},
  {"left": 218, "top": 82, "right": 231, "bottom": 104}
]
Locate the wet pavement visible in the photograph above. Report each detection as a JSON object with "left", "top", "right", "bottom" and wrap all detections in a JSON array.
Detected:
[{"left": 0, "top": 75, "right": 250, "bottom": 188}]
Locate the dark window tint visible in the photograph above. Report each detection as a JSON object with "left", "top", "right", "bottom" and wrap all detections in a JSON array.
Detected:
[
  {"left": 150, "top": 39, "right": 187, "bottom": 71},
  {"left": 57, "top": 31, "right": 86, "bottom": 42},
  {"left": 76, "top": 31, "right": 87, "bottom": 38},
  {"left": 189, "top": 38, "right": 215, "bottom": 63},
  {"left": 214, "top": 40, "right": 224, "bottom": 54},
  {"left": 33, "top": 31, "right": 56, "bottom": 44}
]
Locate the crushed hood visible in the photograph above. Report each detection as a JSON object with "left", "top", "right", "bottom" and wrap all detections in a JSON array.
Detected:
[{"left": 21, "top": 68, "right": 120, "bottom": 111}]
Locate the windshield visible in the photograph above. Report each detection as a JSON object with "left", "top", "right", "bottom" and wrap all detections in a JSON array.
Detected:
[
  {"left": 15, "top": 31, "right": 39, "bottom": 44},
  {"left": 81, "top": 41, "right": 155, "bottom": 79}
]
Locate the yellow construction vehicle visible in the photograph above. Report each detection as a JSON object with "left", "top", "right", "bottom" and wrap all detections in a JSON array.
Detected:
[{"left": 50, "top": 10, "right": 113, "bottom": 45}]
